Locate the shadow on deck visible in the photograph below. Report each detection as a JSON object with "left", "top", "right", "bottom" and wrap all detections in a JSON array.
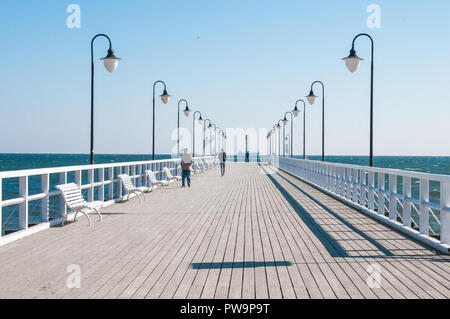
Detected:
[
  {"left": 259, "top": 164, "right": 436, "bottom": 259},
  {"left": 192, "top": 261, "right": 292, "bottom": 269}
]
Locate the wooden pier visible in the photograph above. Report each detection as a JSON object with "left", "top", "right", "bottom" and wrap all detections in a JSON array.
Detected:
[{"left": 0, "top": 163, "right": 448, "bottom": 299}]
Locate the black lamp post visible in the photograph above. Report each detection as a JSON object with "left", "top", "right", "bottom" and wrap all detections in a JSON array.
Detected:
[
  {"left": 90, "top": 33, "right": 121, "bottom": 164},
  {"left": 277, "top": 120, "right": 283, "bottom": 156},
  {"left": 203, "top": 119, "right": 211, "bottom": 156},
  {"left": 152, "top": 80, "right": 171, "bottom": 160},
  {"left": 177, "top": 99, "right": 191, "bottom": 157},
  {"left": 211, "top": 123, "right": 217, "bottom": 154},
  {"left": 283, "top": 111, "right": 294, "bottom": 157},
  {"left": 192, "top": 111, "right": 203, "bottom": 157},
  {"left": 223, "top": 132, "right": 227, "bottom": 152},
  {"left": 217, "top": 127, "right": 223, "bottom": 151},
  {"left": 306, "top": 81, "right": 325, "bottom": 162},
  {"left": 272, "top": 125, "right": 277, "bottom": 155},
  {"left": 293, "top": 99, "right": 306, "bottom": 159},
  {"left": 343, "top": 33, "right": 374, "bottom": 167}
]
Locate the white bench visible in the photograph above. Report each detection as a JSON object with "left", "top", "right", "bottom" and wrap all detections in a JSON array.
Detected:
[
  {"left": 163, "top": 167, "right": 182, "bottom": 185},
  {"left": 118, "top": 174, "right": 152, "bottom": 202},
  {"left": 55, "top": 183, "right": 103, "bottom": 227},
  {"left": 145, "top": 170, "right": 169, "bottom": 191}
]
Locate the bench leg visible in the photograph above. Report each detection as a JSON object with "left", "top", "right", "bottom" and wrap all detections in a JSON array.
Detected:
[
  {"left": 79, "top": 209, "right": 92, "bottom": 227},
  {"left": 93, "top": 207, "right": 102, "bottom": 223}
]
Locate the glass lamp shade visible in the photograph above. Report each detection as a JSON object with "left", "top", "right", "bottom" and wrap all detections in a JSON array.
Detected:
[
  {"left": 197, "top": 116, "right": 203, "bottom": 125},
  {"left": 208, "top": 124, "right": 213, "bottom": 131},
  {"left": 306, "top": 90, "right": 318, "bottom": 105},
  {"left": 292, "top": 107, "right": 299, "bottom": 117},
  {"left": 100, "top": 49, "right": 121, "bottom": 73},
  {"left": 276, "top": 124, "right": 281, "bottom": 130},
  {"left": 342, "top": 49, "right": 364, "bottom": 73},
  {"left": 160, "top": 90, "right": 171, "bottom": 104},
  {"left": 183, "top": 107, "right": 191, "bottom": 117},
  {"left": 282, "top": 118, "right": 288, "bottom": 126}
]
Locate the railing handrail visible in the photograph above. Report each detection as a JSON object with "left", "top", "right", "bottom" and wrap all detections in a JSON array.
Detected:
[
  {"left": 282, "top": 157, "right": 450, "bottom": 182},
  {"left": 0, "top": 156, "right": 215, "bottom": 178}
]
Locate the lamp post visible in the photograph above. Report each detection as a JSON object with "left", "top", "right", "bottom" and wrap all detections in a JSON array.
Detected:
[
  {"left": 192, "top": 111, "right": 203, "bottom": 157},
  {"left": 203, "top": 119, "right": 211, "bottom": 156},
  {"left": 343, "top": 33, "right": 374, "bottom": 167},
  {"left": 211, "top": 124, "right": 217, "bottom": 154},
  {"left": 293, "top": 99, "right": 306, "bottom": 159},
  {"left": 217, "top": 127, "right": 223, "bottom": 151},
  {"left": 306, "top": 81, "right": 325, "bottom": 162},
  {"left": 152, "top": 80, "right": 171, "bottom": 160},
  {"left": 90, "top": 34, "right": 121, "bottom": 164},
  {"left": 272, "top": 125, "right": 277, "bottom": 156},
  {"left": 277, "top": 120, "right": 282, "bottom": 156},
  {"left": 283, "top": 111, "right": 293, "bottom": 157},
  {"left": 177, "top": 99, "right": 191, "bottom": 157},
  {"left": 223, "top": 131, "right": 227, "bottom": 152}
]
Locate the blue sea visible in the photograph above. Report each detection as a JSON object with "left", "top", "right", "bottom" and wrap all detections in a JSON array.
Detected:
[{"left": 0, "top": 154, "right": 449, "bottom": 235}]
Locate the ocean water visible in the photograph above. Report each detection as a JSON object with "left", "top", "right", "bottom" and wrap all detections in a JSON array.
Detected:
[{"left": 0, "top": 154, "right": 449, "bottom": 234}]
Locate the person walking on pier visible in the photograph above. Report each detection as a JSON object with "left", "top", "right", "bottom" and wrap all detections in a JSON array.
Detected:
[
  {"left": 218, "top": 148, "right": 227, "bottom": 176},
  {"left": 180, "top": 148, "right": 193, "bottom": 187}
]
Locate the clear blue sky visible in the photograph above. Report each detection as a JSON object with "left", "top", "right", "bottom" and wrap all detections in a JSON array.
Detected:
[{"left": 0, "top": 0, "right": 449, "bottom": 155}]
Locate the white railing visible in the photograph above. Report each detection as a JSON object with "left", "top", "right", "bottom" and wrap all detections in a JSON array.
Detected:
[
  {"left": 270, "top": 156, "right": 450, "bottom": 254},
  {"left": 0, "top": 156, "right": 215, "bottom": 246}
]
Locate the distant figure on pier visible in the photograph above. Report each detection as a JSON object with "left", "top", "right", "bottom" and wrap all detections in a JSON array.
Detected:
[
  {"left": 218, "top": 148, "right": 227, "bottom": 176},
  {"left": 180, "top": 148, "right": 193, "bottom": 187}
]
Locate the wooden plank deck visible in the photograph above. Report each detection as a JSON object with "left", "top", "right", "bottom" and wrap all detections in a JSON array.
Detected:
[{"left": 0, "top": 163, "right": 448, "bottom": 299}]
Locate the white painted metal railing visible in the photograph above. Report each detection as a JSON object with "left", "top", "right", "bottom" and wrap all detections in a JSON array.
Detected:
[
  {"left": 0, "top": 156, "right": 215, "bottom": 246},
  {"left": 270, "top": 156, "right": 450, "bottom": 254}
]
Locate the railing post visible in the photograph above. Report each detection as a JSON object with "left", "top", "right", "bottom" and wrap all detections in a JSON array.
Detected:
[
  {"left": 328, "top": 165, "right": 332, "bottom": 191},
  {"left": 339, "top": 167, "right": 345, "bottom": 197},
  {"left": 40, "top": 174, "right": 49, "bottom": 222},
  {"left": 346, "top": 168, "right": 351, "bottom": 200},
  {"left": 440, "top": 182, "right": 450, "bottom": 244},
  {"left": 131, "top": 165, "right": 136, "bottom": 186},
  {"left": 389, "top": 174, "right": 397, "bottom": 221},
  {"left": 118, "top": 167, "right": 123, "bottom": 197},
  {"left": 327, "top": 165, "right": 332, "bottom": 191},
  {"left": 368, "top": 171, "right": 375, "bottom": 211},
  {"left": 139, "top": 164, "right": 144, "bottom": 186},
  {"left": 75, "top": 170, "right": 81, "bottom": 187},
  {"left": 351, "top": 169, "right": 358, "bottom": 202},
  {"left": 108, "top": 167, "right": 113, "bottom": 200},
  {"left": 419, "top": 179, "right": 429, "bottom": 235},
  {"left": 403, "top": 177, "right": 411, "bottom": 228},
  {"left": 99, "top": 168, "right": 105, "bottom": 202},
  {"left": 88, "top": 169, "right": 94, "bottom": 202},
  {"left": 59, "top": 172, "right": 67, "bottom": 218},
  {"left": 19, "top": 176, "right": 28, "bottom": 230},
  {"left": 377, "top": 173, "right": 385, "bottom": 215},
  {"left": 0, "top": 178, "right": 2, "bottom": 236}
]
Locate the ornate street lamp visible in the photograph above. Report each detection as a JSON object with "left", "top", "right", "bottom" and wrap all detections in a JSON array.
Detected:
[
  {"left": 343, "top": 33, "right": 375, "bottom": 167},
  {"left": 177, "top": 99, "right": 191, "bottom": 157},
  {"left": 293, "top": 99, "right": 306, "bottom": 159},
  {"left": 306, "top": 81, "right": 325, "bottom": 162},
  {"left": 90, "top": 33, "right": 121, "bottom": 164},
  {"left": 152, "top": 80, "right": 170, "bottom": 160},
  {"left": 192, "top": 111, "right": 203, "bottom": 157}
]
